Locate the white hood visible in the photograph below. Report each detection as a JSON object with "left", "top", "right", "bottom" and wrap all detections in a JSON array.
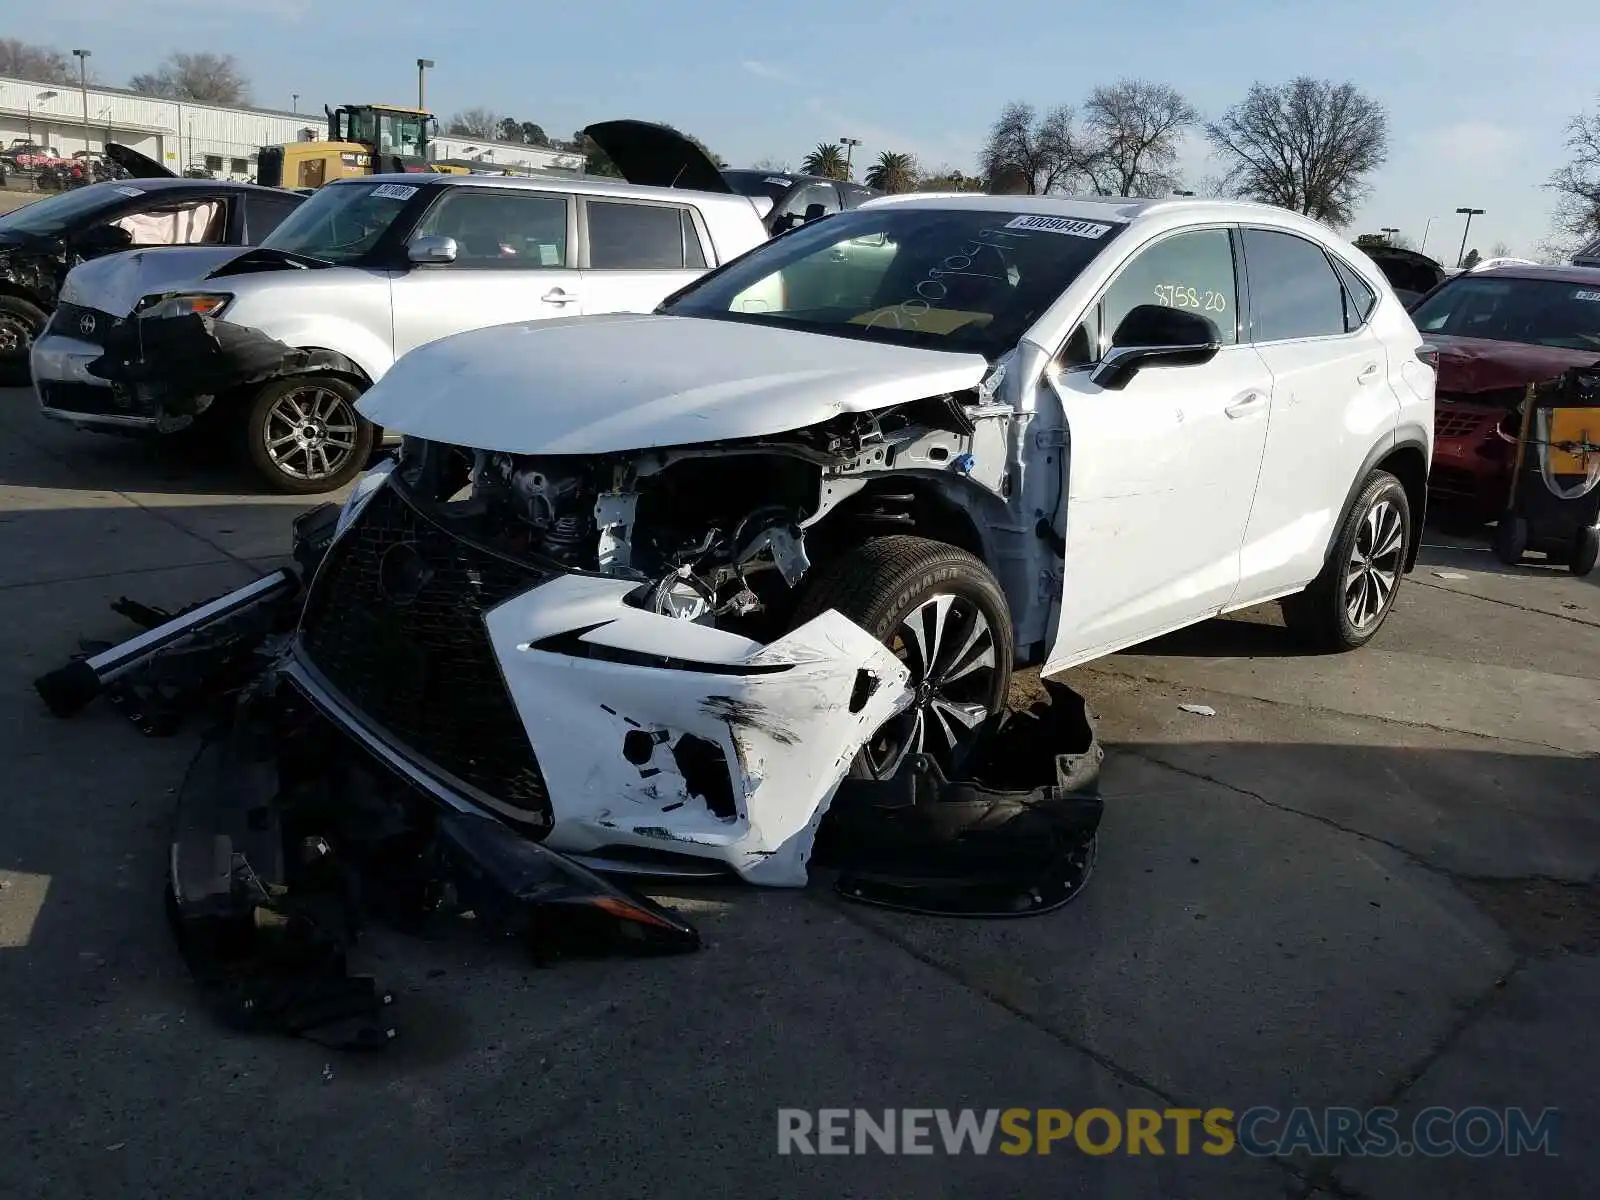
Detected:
[
  {"left": 357, "top": 313, "right": 991, "bottom": 454},
  {"left": 60, "top": 245, "right": 247, "bottom": 315}
]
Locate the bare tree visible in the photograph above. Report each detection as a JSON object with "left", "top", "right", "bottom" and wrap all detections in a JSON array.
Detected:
[
  {"left": 1545, "top": 99, "right": 1600, "bottom": 250},
  {"left": 128, "top": 52, "right": 250, "bottom": 104},
  {"left": 917, "top": 164, "right": 986, "bottom": 192},
  {"left": 444, "top": 107, "right": 503, "bottom": 138},
  {"left": 0, "top": 38, "right": 73, "bottom": 84},
  {"left": 1204, "top": 78, "right": 1388, "bottom": 225},
  {"left": 981, "top": 102, "right": 1091, "bottom": 194},
  {"left": 1081, "top": 79, "right": 1198, "bottom": 197},
  {"left": 1488, "top": 240, "right": 1512, "bottom": 259},
  {"left": 751, "top": 157, "right": 792, "bottom": 172}
]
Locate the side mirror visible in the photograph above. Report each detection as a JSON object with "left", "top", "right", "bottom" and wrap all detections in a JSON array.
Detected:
[
  {"left": 1091, "top": 303, "right": 1221, "bottom": 390},
  {"left": 406, "top": 234, "right": 457, "bottom": 265}
]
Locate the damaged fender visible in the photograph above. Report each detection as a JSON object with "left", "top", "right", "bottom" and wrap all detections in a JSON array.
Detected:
[{"left": 481, "top": 573, "right": 914, "bottom": 886}]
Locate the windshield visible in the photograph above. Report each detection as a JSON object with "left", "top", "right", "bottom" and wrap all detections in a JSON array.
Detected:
[
  {"left": 342, "top": 109, "right": 430, "bottom": 158},
  {"left": 662, "top": 207, "right": 1125, "bottom": 357},
  {"left": 0, "top": 183, "right": 127, "bottom": 237},
  {"left": 1411, "top": 275, "right": 1600, "bottom": 352},
  {"left": 721, "top": 170, "right": 797, "bottom": 204},
  {"left": 259, "top": 180, "right": 418, "bottom": 264}
]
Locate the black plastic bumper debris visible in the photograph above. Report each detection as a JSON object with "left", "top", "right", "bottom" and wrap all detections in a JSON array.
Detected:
[
  {"left": 815, "top": 679, "right": 1105, "bottom": 917},
  {"left": 166, "top": 685, "right": 700, "bottom": 1051}
]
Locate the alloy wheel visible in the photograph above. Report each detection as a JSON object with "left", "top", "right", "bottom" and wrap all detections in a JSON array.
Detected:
[
  {"left": 863, "top": 592, "right": 999, "bottom": 778},
  {"left": 1343, "top": 497, "right": 1405, "bottom": 631},
  {"left": 263, "top": 385, "right": 360, "bottom": 483}
]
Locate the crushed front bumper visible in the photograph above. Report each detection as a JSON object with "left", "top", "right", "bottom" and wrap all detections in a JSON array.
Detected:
[{"left": 32, "top": 330, "right": 183, "bottom": 434}]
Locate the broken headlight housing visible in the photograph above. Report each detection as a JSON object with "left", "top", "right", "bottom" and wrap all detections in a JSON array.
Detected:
[{"left": 135, "top": 291, "right": 233, "bottom": 320}]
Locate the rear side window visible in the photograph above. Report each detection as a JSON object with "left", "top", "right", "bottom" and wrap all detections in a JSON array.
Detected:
[
  {"left": 244, "top": 192, "right": 304, "bottom": 243},
  {"left": 587, "top": 200, "right": 697, "bottom": 269},
  {"left": 1242, "top": 228, "right": 1349, "bottom": 341},
  {"left": 1331, "top": 256, "right": 1377, "bottom": 331}
]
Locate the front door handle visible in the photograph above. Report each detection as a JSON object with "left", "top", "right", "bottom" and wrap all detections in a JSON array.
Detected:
[
  {"left": 541, "top": 288, "right": 577, "bottom": 305},
  {"left": 1225, "top": 391, "right": 1267, "bottom": 418},
  {"left": 1357, "top": 362, "right": 1380, "bottom": 385}
]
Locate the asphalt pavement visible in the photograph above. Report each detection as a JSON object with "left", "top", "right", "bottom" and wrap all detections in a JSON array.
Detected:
[{"left": 1, "top": 386, "right": 1596, "bottom": 1199}]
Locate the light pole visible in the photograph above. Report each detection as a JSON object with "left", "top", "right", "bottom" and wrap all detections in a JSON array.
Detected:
[
  {"left": 416, "top": 59, "right": 434, "bottom": 111},
  {"left": 840, "top": 135, "right": 861, "bottom": 180},
  {"left": 1381, "top": 226, "right": 1400, "bottom": 244},
  {"left": 1420, "top": 216, "right": 1437, "bottom": 255},
  {"left": 72, "top": 49, "right": 92, "bottom": 154},
  {"left": 292, "top": 92, "right": 299, "bottom": 113},
  {"left": 29, "top": 90, "right": 57, "bottom": 143},
  {"left": 1455, "top": 207, "right": 1484, "bottom": 267}
]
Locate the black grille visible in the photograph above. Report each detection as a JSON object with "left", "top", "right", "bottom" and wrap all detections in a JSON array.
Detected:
[
  {"left": 50, "top": 302, "right": 126, "bottom": 349},
  {"left": 299, "top": 483, "right": 554, "bottom": 825}
]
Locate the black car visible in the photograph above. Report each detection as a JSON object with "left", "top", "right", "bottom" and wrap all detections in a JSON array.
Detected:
[
  {"left": 581, "top": 121, "right": 883, "bottom": 236},
  {"left": 0, "top": 145, "right": 306, "bottom": 384}
]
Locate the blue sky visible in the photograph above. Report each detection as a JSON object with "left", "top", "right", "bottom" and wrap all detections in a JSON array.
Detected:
[{"left": 28, "top": 0, "right": 1598, "bottom": 258}]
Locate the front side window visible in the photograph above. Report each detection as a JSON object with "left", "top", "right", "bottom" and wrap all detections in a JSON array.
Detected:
[
  {"left": 586, "top": 200, "right": 692, "bottom": 269},
  {"left": 1409, "top": 277, "right": 1600, "bottom": 352},
  {"left": 1098, "top": 228, "right": 1239, "bottom": 351},
  {"left": 260, "top": 180, "right": 418, "bottom": 264},
  {"left": 1242, "top": 228, "right": 1348, "bottom": 341},
  {"left": 663, "top": 207, "right": 1126, "bottom": 358},
  {"left": 413, "top": 190, "right": 569, "bottom": 267},
  {"left": 110, "top": 198, "right": 225, "bottom": 246}
]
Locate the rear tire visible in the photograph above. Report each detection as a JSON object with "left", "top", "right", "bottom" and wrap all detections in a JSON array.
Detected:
[
  {"left": 242, "top": 375, "right": 373, "bottom": 494},
  {"left": 0, "top": 295, "right": 48, "bottom": 387},
  {"left": 791, "top": 535, "right": 1014, "bottom": 779},
  {"left": 1282, "top": 470, "right": 1410, "bottom": 651}
]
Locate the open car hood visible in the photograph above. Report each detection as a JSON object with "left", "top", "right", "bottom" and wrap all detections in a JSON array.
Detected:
[
  {"left": 357, "top": 312, "right": 992, "bottom": 454},
  {"left": 1362, "top": 246, "right": 1446, "bottom": 301},
  {"left": 581, "top": 120, "right": 730, "bottom": 194},
  {"left": 104, "top": 142, "right": 176, "bottom": 180}
]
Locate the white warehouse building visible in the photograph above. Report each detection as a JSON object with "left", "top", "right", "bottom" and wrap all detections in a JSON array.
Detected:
[{"left": 0, "top": 74, "right": 577, "bottom": 182}]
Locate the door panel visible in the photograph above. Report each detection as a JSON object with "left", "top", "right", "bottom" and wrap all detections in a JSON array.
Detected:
[
  {"left": 1232, "top": 228, "right": 1400, "bottom": 604},
  {"left": 1045, "top": 226, "right": 1271, "bottom": 672},
  {"left": 389, "top": 189, "right": 579, "bottom": 360}
]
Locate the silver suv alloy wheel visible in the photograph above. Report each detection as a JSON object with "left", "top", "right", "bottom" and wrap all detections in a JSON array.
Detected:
[{"left": 263, "top": 383, "right": 362, "bottom": 483}]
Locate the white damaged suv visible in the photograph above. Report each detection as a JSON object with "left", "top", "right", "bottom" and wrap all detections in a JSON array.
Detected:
[{"left": 285, "top": 194, "right": 1433, "bottom": 883}]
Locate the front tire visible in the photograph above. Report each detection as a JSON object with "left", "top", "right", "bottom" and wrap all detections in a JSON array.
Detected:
[
  {"left": 791, "top": 535, "right": 1014, "bottom": 779},
  {"left": 0, "top": 295, "right": 48, "bottom": 387},
  {"left": 1282, "top": 470, "right": 1411, "bottom": 651},
  {"left": 243, "top": 375, "right": 373, "bottom": 494},
  {"left": 1572, "top": 526, "right": 1599, "bottom": 577}
]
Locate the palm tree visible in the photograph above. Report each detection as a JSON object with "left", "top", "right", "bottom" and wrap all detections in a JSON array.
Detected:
[
  {"left": 802, "top": 142, "right": 848, "bottom": 180},
  {"left": 865, "top": 150, "right": 918, "bottom": 193}
]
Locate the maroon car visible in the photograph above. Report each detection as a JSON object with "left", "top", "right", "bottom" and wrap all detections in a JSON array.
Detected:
[{"left": 1410, "top": 265, "right": 1600, "bottom": 520}]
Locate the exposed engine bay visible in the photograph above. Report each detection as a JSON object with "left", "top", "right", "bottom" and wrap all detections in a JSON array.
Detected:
[{"left": 388, "top": 390, "right": 1014, "bottom": 636}]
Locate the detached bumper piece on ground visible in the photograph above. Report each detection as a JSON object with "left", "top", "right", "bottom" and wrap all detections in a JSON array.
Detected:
[
  {"left": 815, "top": 680, "right": 1104, "bottom": 917},
  {"left": 33, "top": 500, "right": 1105, "bottom": 1046}
]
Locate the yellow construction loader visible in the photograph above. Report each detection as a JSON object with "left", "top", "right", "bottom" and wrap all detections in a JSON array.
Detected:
[{"left": 255, "top": 103, "right": 470, "bottom": 189}]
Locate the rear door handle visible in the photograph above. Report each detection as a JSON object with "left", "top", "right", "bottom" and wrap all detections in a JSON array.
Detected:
[
  {"left": 541, "top": 288, "right": 577, "bottom": 305},
  {"left": 1357, "top": 362, "right": 1380, "bottom": 384},
  {"left": 1225, "top": 391, "right": 1267, "bottom": 418}
]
